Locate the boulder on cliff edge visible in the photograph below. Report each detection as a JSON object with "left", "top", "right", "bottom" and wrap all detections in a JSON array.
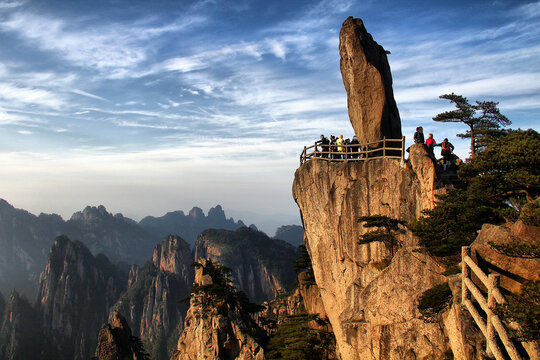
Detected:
[{"left": 340, "top": 16, "right": 401, "bottom": 143}]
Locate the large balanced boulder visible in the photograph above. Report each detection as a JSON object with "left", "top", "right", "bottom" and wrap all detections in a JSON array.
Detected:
[{"left": 339, "top": 16, "right": 401, "bottom": 143}]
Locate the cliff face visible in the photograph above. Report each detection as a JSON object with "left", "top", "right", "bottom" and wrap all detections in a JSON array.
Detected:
[
  {"left": 194, "top": 227, "right": 298, "bottom": 304},
  {"left": 339, "top": 16, "right": 401, "bottom": 143},
  {"left": 113, "top": 235, "right": 193, "bottom": 360},
  {"left": 37, "top": 236, "right": 126, "bottom": 360},
  {"left": 94, "top": 311, "right": 150, "bottom": 360},
  {"left": 293, "top": 148, "right": 448, "bottom": 359},
  {"left": 171, "top": 259, "right": 266, "bottom": 360}
]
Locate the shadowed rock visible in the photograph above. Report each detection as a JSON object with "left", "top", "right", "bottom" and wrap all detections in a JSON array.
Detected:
[{"left": 339, "top": 16, "right": 401, "bottom": 143}]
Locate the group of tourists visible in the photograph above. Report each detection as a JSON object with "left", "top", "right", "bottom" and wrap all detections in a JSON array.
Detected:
[
  {"left": 414, "top": 126, "right": 455, "bottom": 171},
  {"left": 315, "top": 134, "right": 360, "bottom": 159}
]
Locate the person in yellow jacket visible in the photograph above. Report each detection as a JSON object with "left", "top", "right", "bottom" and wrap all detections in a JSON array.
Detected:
[{"left": 336, "top": 134, "right": 345, "bottom": 159}]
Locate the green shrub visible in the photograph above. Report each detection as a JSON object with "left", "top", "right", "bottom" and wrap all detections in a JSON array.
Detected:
[
  {"left": 520, "top": 198, "right": 540, "bottom": 226},
  {"left": 495, "top": 281, "right": 540, "bottom": 342},
  {"left": 489, "top": 238, "right": 540, "bottom": 258},
  {"left": 418, "top": 283, "right": 452, "bottom": 315},
  {"left": 265, "top": 313, "right": 334, "bottom": 360}
]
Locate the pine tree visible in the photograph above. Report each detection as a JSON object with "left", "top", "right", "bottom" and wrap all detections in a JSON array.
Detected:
[{"left": 433, "top": 93, "right": 510, "bottom": 157}]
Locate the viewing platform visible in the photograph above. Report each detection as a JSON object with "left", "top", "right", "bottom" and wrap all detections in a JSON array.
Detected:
[{"left": 300, "top": 136, "right": 406, "bottom": 165}]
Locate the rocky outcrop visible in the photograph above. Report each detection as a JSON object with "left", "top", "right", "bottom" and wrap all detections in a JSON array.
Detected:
[
  {"left": 37, "top": 236, "right": 126, "bottom": 360},
  {"left": 113, "top": 235, "right": 193, "bottom": 360},
  {"left": 171, "top": 258, "right": 266, "bottom": 360},
  {"left": 139, "top": 205, "right": 245, "bottom": 245},
  {"left": 293, "top": 144, "right": 449, "bottom": 359},
  {"left": 471, "top": 221, "right": 540, "bottom": 292},
  {"left": 194, "top": 227, "right": 298, "bottom": 304},
  {"left": 273, "top": 224, "right": 304, "bottom": 246},
  {"left": 339, "top": 16, "right": 401, "bottom": 143},
  {"left": 94, "top": 311, "right": 150, "bottom": 360}
]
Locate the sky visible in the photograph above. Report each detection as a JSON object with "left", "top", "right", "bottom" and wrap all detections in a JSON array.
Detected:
[{"left": 0, "top": 0, "right": 539, "bottom": 234}]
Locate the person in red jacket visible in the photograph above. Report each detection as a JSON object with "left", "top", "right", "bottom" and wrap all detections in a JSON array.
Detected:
[{"left": 425, "top": 133, "right": 436, "bottom": 158}]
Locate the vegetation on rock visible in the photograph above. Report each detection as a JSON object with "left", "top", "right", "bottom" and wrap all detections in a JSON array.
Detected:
[
  {"left": 358, "top": 215, "right": 405, "bottom": 256},
  {"left": 417, "top": 282, "right": 453, "bottom": 320},
  {"left": 265, "top": 313, "right": 334, "bottom": 360},
  {"left": 495, "top": 280, "right": 540, "bottom": 342},
  {"left": 433, "top": 93, "right": 510, "bottom": 157},
  {"left": 188, "top": 259, "right": 265, "bottom": 317},
  {"left": 294, "top": 245, "right": 316, "bottom": 286},
  {"left": 411, "top": 129, "right": 539, "bottom": 259}
]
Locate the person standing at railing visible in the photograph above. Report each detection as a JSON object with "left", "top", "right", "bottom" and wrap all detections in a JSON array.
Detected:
[
  {"left": 350, "top": 135, "right": 359, "bottom": 158},
  {"left": 337, "top": 134, "right": 345, "bottom": 159},
  {"left": 330, "top": 135, "right": 337, "bottom": 159},
  {"left": 315, "top": 134, "right": 330, "bottom": 158},
  {"left": 345, "top": 138, "right": 351, "bottom": 159}
]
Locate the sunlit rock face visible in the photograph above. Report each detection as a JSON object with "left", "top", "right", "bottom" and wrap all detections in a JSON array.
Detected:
[
  {"left": 295, "top": 17, "right": 451, "bottom": 357},
  {"left": 194, "top": 227, "right": 298, "bottom": 304},
  {"left": 293, "top": 147, "right": 449, "bottom": 359},
  {"left": 112, "top": 235, "right": 193, "bottom": 360},
  {"left": 170, "top": 259, "right": 266, "bottom": 360},
  {"left": 339, "top": 16, "right": 401, "bottom": 143}
]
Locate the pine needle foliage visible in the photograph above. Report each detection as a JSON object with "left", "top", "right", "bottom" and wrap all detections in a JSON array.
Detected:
[
  {"left": 358, "top": 215, "right": 405, "bottom": 256},
  {"left": 411, "top": 129, "right": 539, "bottom": 260},
  {"left": 265, "top": 313, "right": 333, "bottom": 360},
  {"left": 433, "top": 93, "right": 511, "bottom": 157},
  {"left": 495, "top": 281, "right": 540, "bottom": 342}
]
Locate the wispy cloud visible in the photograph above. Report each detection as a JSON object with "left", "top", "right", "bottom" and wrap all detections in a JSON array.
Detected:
[{"left": 0, "top": 82, "right": 65, "bottom": 109}]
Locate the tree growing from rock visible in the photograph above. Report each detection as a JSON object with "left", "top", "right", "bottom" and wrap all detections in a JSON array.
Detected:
[
  {"left": 358, "top": 215, "right": 406, "bottom": 256},
  {"left": 433, "top": 93, "right": 510, "bottom": 157},
  {"left": 411, "top": 129, "right": 539, "bottom": 259}
]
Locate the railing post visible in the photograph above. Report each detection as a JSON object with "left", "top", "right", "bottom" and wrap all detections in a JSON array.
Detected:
[
  {"left": 401, "top": 136, "right": 406, "bottom": 162},
  {"left": 383, "top": 137, "right": 386, "bottom": 157},
  {"left": 486, "top": 274, "right": 500, "bottom": 358},
  {"left": 462, "top": 246, "right": 471, "bottom": 304}
]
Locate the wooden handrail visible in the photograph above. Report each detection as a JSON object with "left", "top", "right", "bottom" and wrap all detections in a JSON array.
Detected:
[
  {"left": 461, "top": 246, "right": 529, "bottom": 360},
  {"left": 300, "top": 136, "right": 406, "bottom": 165}
]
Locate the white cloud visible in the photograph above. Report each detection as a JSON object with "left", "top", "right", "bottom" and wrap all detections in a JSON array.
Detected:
[{"left": 0, "top": 82, "right": 65, "bottom": 109}]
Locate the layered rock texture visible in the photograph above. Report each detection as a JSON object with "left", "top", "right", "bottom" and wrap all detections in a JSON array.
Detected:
[
  {"left": 339, "top": 16, "right": 401, "bottom": 143},
  {"left": 37, "top": 236, "right": 126, "bottom": 360},
  {"left": 94, "top": 311, "right": 150, "bottom": 360},
  {"left": 113, "top": 235, "right": 193, "bottom": 360},
  {"left": 471, "top": 221, "right": 540, "bottom": 292},
  {"left": 293, "top": 149, "right": 448, "bottom": 359},
  {"left": 292, "top": 17, "right": 453, "bottom": 359},
  {"left": 194, "top": 227, "right": 298, "bottom": 303},
  {"left": 171, "top": 259, "right": 266, "bottom": 360}
]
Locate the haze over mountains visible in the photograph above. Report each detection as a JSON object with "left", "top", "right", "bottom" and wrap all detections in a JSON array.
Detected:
[
  {"left": 0, "top": 214, "right": 301, "bottom": 360},
  {"left": 0, "top": 198, "right": 303, "bottom": 299}
]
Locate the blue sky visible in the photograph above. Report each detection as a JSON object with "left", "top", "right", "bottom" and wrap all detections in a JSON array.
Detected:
[{"left": 0, "top": 0, "right": 539, "bottom": 234}]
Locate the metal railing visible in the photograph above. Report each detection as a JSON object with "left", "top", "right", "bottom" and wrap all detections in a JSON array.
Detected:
[
  {"left": 299, "top": 136, "right": 405, "bottom": 165},
  {"left": 461, "top": 246, "right": 536, "bottom": 360}
]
